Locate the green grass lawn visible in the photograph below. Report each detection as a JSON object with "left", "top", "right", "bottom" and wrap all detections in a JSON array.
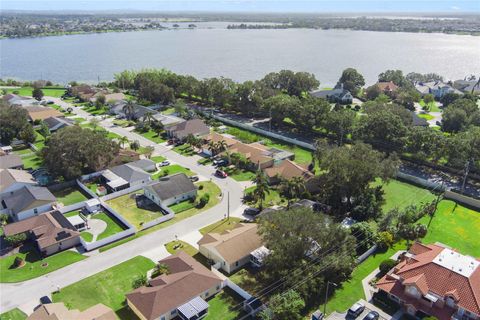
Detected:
[
  {"left": 0, "top": 245, "right": 86, "bottom": 283},
  {"left": 223, "top": 167, "right": 256, "bottom": 182},
  {"left": 324, "top": 242, "right": 407, "bottom": 314},
  {"left": 79, "top": 122, "right": 121, "bottom": 140},
  {"left": 419, "top": 99, "right": 441, "bottom": 112},
  {"left": 0, "top": 308, "right": 27, "bottom": 320},
  {"left": 151, "top": 164, "right": 195, "bottom": 180},
  {"left": 378, "top": 179, "right": 436, "bottom": 212},
  {"left": 161, "top": 107, "right": 176, "bottom": 115},
  {"left": 173, "top": 143, "right": 196, "bottom": 156},
  {"left": 52, "top": 256, "right": 155, "bottom": 319},
  {"left": 205, "top": 288, "right": 247, "bottom": 320},
  {"left": 150, "top": 155, "right": 166, "bottom": 163},
  {"left": 82, "top": 105, "right": 109, "bottom": 115},
  {"left": 165, "top": 240, "right": 198, "bottom": 256},
  {"left": 80, "top": 231, "right": 94, "bottom": 242},
  {"left": 21, "top": 154, "right": 42, "bottom": 170},
  {"left": 135, "top": 129, "right": 166, "bottom": 144},
  {"left": 50, "top": 186, "right": 89, "bottom": 206},
  {"left": 106, "top": 190, "right": 165, "bottom": 230},
  {"left": 244, "top": 186, "right": 286, "bottom": 208},
  {"left": 417, "top": 113, "right": 435, "bottom": 121},
  {"left": 92, "top": 212, "right": 126, "bottom": 241},
  {"left": 419, "top": 200, "right": 480, "bottom": 256},
  {"left": 4, "top": 87, "right": 66, "bottom": 98},
  {"left": 71, "top": 117, "right": 86, "bottom": 124},
  {"left": 12, "top": 147, "right": 34, "bottom": 156},
  {"left": 199, "top": 217, "right": 244, "bottom": 235},
  {"left": 169, "top": 200, "right": 196, "bottom": 213}
]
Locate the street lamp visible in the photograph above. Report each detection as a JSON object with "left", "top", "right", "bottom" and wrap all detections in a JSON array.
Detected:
[{"left": 323, "top": 281, "right": 337, "bottom": 315}]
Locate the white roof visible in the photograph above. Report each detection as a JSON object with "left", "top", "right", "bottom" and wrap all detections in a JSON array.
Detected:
[
  {"left": 433, "top": 248, "right": 480, "bottom": 277},
  {"left": 67, "top": 215, "right": 85, "bottom": 226},
  {"left": 1, "top": 146, "right": 13, "bottom": 151},
  {"left": 85, "top": 198, "right": 100, "bottom": 207},
  {"left": 250, "top": 246, "right": 271, "bottom": 263},
  {"left": 177, "top": 296, "right": 209, "bottom": 319},
  {"left": 107, "top": 178, "right": 128, "bottom": 189}
]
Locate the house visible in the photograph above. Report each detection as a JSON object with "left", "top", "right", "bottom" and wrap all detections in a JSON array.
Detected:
[
  {"left": 2, "top": 94, "right": 37, "bottom": 107},
  {"left": 90, "top": 92, "right": 126, "bottom": 104},
  {"left": 2, "top": 211, "right": 81, "bottom": 256},
  {"left": 376, "top": 81, "right": 399, "bottom": 94},
  {"left": 69, "top": 85, "right": 97, "bottom": 101},
  {"left": 376, "top": 242, "right": 480, "bottom": 320},
  {"left": 198, "top": 223, "right": 263, "bottom": 274},
  {"left": 165, "top": 119, "right": 210, "bottom": 141},
  {"left": 21, "top": 105, "right": 64, "bottom": 122},
  {"left": 27, "top": 302, "right": 116, "bottom": 320},
  {"left": 201, "top": 132, "right": 238, "bottom": 157},
  {"left": 263, "top": 159, "right": 313, "bottom": 185},
  {"left": 144, "top": 173, "right": 197, "bottom": 207},
  {"left": 126, "top": 251, "right": 223, "bottom": 320},
  {"left": 311, "top": 85, "right": 353, "bottom": 104},
  {"left": 415, "top": 81, "right": 463, "bottom": 99},
  {"left": 109, "top": 101, "right": 157, "bottom": 120},
  {"left": 250, "top": 246, "right": 271, "bottom": 268},
  {"left": 100, "top": 162, "right": 151, "bottom": 193},
  {"left": 0, "top": 185, "right": 56, "bottom": 221},
  {"left": 453, "top": 79, "right": 480, "bottom": 94},
  {"left": 0, "top": 169, "right": 37, "bottom": 195},
  {"left": 43, "top": 116, "right": 74, "bottom": 132},
  {"left": 0, "top": 154, "right": 24, "bottom": 169},
  {"left": 130, "top": 158, "right": 157, "bottom": 172}
]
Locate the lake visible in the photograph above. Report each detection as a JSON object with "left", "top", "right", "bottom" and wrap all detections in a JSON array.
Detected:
[{"left": 1, "top": 24, "right": 479, "bottom": 86}]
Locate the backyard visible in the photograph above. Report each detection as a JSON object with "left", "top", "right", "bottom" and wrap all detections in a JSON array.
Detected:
[
  {"left": 106, "top": 190, "right": 166, "bottom": 230},
  {"left": 205, "top": 288, "right": 248, "bottom": 320},
  {"left": 50, "top": 186, "right": 89, "bottom": 206},
  {"left": 244, "top": 186, "right": 286, "bottom": 208},
  {"left": 0, "top": 244, "right": 86, "bottom": 283},
  {"left": 52, "top": 256, "right": 155, "bottom": 319},
  {"left": 66, "top": 211, "right": 127, "bottom": 242},
  {"left": 151, "top": 164, "right": 195, "bottom": 180},
  {"left": 377, "top": 179, "right": 436, "bottom": 212}
]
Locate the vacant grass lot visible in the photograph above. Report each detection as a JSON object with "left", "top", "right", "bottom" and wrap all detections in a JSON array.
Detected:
[
  {"left": 106, "top": 190, "right": 165, "bottom": 230},
  {"left": 4, "top": 87, "right": 66, "bottom": 98},
  {"left": 0, "top": 245, "right": 86, "bottom": 283},
  {"left": 50, "top": 186, "right": 89, "bottom": 206},
  {"left": 52, "top": 256, "right": 155, "bottom": 319},
  {"left": 378, "top": 179, "right": 436, "bottom": 212},
  {"left": 0, "top": 308, "right": 27, "bottom": 320},
  {"left": 199, "top": 217, "right": 244, "bottom": 235}
]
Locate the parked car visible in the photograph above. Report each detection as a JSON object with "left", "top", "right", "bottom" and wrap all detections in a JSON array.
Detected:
[
  {"left": 39, "top": 296, "right": 52, "bottom": 304},
  {"left": 213, "top": 158, "right": 227, "bottom": 166},
  {"left": 159, "top": 161, "right": 170, "bottom": 167},
  {"left": 46, "top": 101, "right": 54, "bottom": 104},
  {"left": 167, "top": 139, "right": 174, "bottom": 145},
  {"left": 347, "top": 302, "right": 365, "bottom": 319},
  {"left": 189, "top": 176, "right": 199, "bottom": 182},
  {"left": 244, "top": 207, "right": 261, "bottom": 216},
  {"left": 215, "top": 169, "right": 228, "bottom": 178},
  {"left": 362, "top": 311, "right": 379, "bottom": 320}
]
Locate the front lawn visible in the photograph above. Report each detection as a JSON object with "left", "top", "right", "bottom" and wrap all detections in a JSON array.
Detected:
[
  {"left": 165, "top": 240, "right": 198, "bottom": 256},
  {"left": 223, "top": 166, "right": 256, "bottom": 182},
  {"left": 52, "top": 256, "right": 155, "bottom": 318},
  {"left": 205, "top": 288, "right": 248, "bottom": 320},
  {"left": 173, "top": 143, "right": 196, "bottom": 156},
  {"left": 244, "top": 186, "right": 286, "bottom": 208},
  {"left": 419, "top": 99, "right": 441, "bottom": 112},
  {"left": 378, "top": 179, "right": 436, "bottom": 212},
  {"left": 0, "top": 245, "right": 86, "bottom": 283},
  {"left": 0, "top": 308, "right": 27, "bottom": 320},
  {"left": 169, "top": 199, "right": 196, "bottom": 213},
  {"left": 199, "top": 217, "right": 244, "bottom": 235},
  {"left": 419, "top": 200, "right": 480, "bottom": 256},
  {"left": 50, "top": 186, "right": 89, "bottom": 206},
  {"left": 150, "top": 155, "right": 166, "bottom": 163},
  {"left": 135, "top": 129, "right": 166, "bottom": 144},
  {"left": 106, "top": 191, "right": 166, "bottom": 230},
  {"left": 151, "top": 164, "right": 195, "bottom": 180}
]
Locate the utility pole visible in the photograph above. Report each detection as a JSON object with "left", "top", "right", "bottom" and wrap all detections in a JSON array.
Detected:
[
  {"left": 461, "top": 159, "right": 471, "bottom": 195},
  {"left": 429, "top": 179, "right": 445, "bottom": 228},
  {"left": 269, "top": 107, "right": 272, "bottom": 132},
  {"left": 323, "top": 281, "right": 337, "bottom": 316},
  {"left": 227, "top": 191, "right": 230, "bottom": 220}
]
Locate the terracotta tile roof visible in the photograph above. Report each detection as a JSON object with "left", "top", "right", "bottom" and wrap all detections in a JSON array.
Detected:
[
  {"left": 204, "top": 132, "right": 238, "bottom": 147},
  {"left": 376, "top": 81, "right": 399, "bottom": 92},
  {"left": 263, "top": 159, "right": 313, "bottom": 181},
  {"left": 197, "top": 223, "right": 263, "bottom": 265},
  {"left": 126, "top": 251, "right": 222, "bottom": 320},
  {"left": 227, "top": 141, "right": 273, "bottom": 165},
  {"left": 377, "top": 243, "right": 480, "bottom": 316}
]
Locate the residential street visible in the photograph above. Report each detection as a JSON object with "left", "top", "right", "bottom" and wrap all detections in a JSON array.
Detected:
[{"left": 0, "top": 97, "right": 247, "bottom": 312}]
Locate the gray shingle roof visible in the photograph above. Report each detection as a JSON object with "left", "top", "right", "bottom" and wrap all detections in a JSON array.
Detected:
[
  {"left": 0, "top": 154, "right": 23, "bottom": 169},
  {"left": 3, "top": 185, "right": 56, "bottom": 214},
  {"left": 149, "top": 173, "right": 196, "bottom": 201},
  {"left": 109, "top": 163, "right": 150, "bottom": 184}
]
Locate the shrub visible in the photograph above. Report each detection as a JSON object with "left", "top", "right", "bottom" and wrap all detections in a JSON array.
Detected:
[
  {"left": 132, "top": 274, "right": 148, "bottom": 289},
  {"left": 198, "top": 193, "right": 210, "bottom": 208},
  {"left": 379, "top": 259, "right": 397, "bottom": 277},
  {"left": 12, "top": 256, "right": 25, "bottom": 268},
  {"left": 5, "top": 233, "right": 27, "bottom": 246},
  {"left": 0, "top": 213, "right": 9, "bottom": 225},
  {"left": 377, "top": 231, "right": 394, "bottom": 251},
  {"left": 198, "top": 185, "right": 204, "bottom": 190}
]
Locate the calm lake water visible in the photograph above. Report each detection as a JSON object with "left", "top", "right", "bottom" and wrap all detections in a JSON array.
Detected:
[{"left": 1, "top": 23, "right": 479, "bottom": 86}]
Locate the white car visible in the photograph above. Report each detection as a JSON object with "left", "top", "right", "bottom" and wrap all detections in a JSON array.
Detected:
[{"left": 159, "top": 161, "right": 170, "bottom": 167}]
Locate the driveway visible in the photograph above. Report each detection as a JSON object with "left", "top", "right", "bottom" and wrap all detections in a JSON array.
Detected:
[
  {"left": 0, "top": 97, "right": 247, "bottom": 313},
  {"left": 326, "top": 299, "right": 394, "bottom": 320}
]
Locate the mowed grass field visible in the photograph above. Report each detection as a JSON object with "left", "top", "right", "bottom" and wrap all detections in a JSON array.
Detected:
[
  {"left": 4, "top": 87, "right": 66, "bottom": 97},
  {"left": 378, "top": 179, "right": 436, "bottom": 212},
  {"left": 53, "top": 256, "right": 155, "bottom": 319}
]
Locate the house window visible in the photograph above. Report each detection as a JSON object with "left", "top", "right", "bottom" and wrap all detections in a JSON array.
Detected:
[
  {"left": 171, "top": 310, "right": 176, "bottom": 315},
  {"left": 235, "top": 261, "right": 239, "bottom": 267},
  {"left": 34, "top": 208, "right": 38, "bottom": 214},
  {"left": 205, "top": 291, "right": 209, "bottom": 297},
  {"left": 216, "top": 285, "right": 220, "bottom": 290},
  {"left": 446, "top": 297, "right": 455, "bottom": 308}
]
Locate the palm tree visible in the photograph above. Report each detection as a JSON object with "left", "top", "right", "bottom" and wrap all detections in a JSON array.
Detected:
[
  {"left": 216, "top": 140, "right": 228, "bottom": 154},
  {"left": 151, "top": 120, "right": 164, "bottom": 137},
  {"left": 119, "top": 136, "right": 129, "bottom": 149},
  {"left": 207, "top": 141, "right": 217, "bottom": 157},
  {"left": 151, "top": 263, "right": 170, "bottom": 278},
  {"left": 122, "top": 100, "right": 136, "bottom": 120},
  {"left": 142, "top": 111, "right": 155, "bottom": 126},
  {"left": 251, "top": 168, "right": 270, "bottom": 210},
  {"left": 280, "top": 177, "right": 306, "bottom": 208}
]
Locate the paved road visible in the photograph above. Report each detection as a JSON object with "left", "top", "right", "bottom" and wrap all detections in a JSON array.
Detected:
[{"left": 0, "top": 98, "right": 247, "bottom": 312}]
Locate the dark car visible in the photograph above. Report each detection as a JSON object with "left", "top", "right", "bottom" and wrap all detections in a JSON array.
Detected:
[
  {"left": 362, "top": 311, "right": 379, "bottom": 320},
  {"left": 244, "top": 207, "right": 261, "bottom": 216},
  {"left": 189, "top": 176, "right": 199, "bottom": 182},
  {"left": 213, "top": 158, "right": 227, "bottom": 167},
  {"left": 347, "top": 302, "right": 365, "bottom": 319},
  {"left": 39, "top": 296, "right": 52, "bottom": 304},
  {"left": 215, "top": 169, "right": 228, "bottom": 178}
]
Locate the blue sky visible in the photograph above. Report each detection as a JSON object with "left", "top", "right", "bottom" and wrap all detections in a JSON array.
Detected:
[{"left": 1, "top": 0, "right": 479, "bottom": 13}]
